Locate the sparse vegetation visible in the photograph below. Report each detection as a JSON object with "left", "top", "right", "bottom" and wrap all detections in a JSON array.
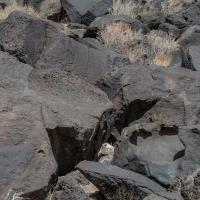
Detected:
[
  {"left": 169, "top": 172, "right": 200, "bottom": 200},
  {"left": 0, "top": 2, "right": 37, "bottom": 20},
  {"left": 144, "top": 113, "right": 172, "bottom": 125},
  {"left": 161, "top": 0, "right": 192, "bottom": 16},
  {"left": 111, "top": 0, "right": 190, "bottom": 19},
  {"left": 99, "top": 22, "right": 179, "bottom": 66},
  {"left": 111, "top": 0, "right": 143, "bottom": 19},
  {"left": 3, "top": 189, "right": 23, "bottom": 200}
]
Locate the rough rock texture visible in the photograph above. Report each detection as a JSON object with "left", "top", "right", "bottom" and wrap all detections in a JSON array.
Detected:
[
  {"left": 60, "top": 0, "right": 113, "bottom": 25},
  {"left": 178, "top": 126, "right": 200, "bottom": 177},
  {"left": 1, "top": 0, "right": 200, "bottom": 199},
  {"left": 50, "top": 171, "right": 91, "bottom": 200},
  {"left": 0, "top": 50, "right": 113, "bottom": 198},
  {"left": 89, "top": 14, "right": 149, "bottom": 33},
  {"left": 0, "top": 109, "right": 57, "bottom": 200},
  {"left": 28, "top": 68, "right": 113, "bottom": 174},
  {"left": 112, "top": 123, "right": 185, "bottom": 185},
  {"left": 0, "top": 11, "right": 129, "bottom": 85},
  {"left": 76, "top": 161, "right": 183, "bottom": 200},
  {"left": 188, "top": 45, "right": 200, "bottom": 71}
]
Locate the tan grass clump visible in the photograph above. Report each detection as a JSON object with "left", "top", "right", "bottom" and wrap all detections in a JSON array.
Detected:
[
  {"left": 99, "top": 21, "right": 143, "bottom": 51},
  {"left": 111, "top": 0, "right": 142, "bottom": 19},
  {"left": 144, "top": 113, "right": 172, "bottom": 125},
  {"left": 0, "top": 2, "right": 37, "bottom": 20},
  {"left": 99, "top": 22, "right": 180, "bottom": 66},
  {"left": 148, "top": 31, "right": 179, "bottom": 54},
  {"left": 161, "top": 0, "right": 193, "bottom": 16}
]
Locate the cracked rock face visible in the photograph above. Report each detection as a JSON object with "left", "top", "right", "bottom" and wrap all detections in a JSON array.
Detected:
[
  {"left": 0, "top": 51, "right": 113, "bottom": 197},
  {"left": 28, "top": 68, "right": 113, "bottom": 174},
  {"left": 1, "top": 1, "right": 200, "bottom": 199},
  {"left": 112, "top": 123, "right": 185, "bottom": 186}
]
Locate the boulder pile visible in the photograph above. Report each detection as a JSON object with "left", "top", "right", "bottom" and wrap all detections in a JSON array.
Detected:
[{"left": 0, "top": 0, "right": 200, "bottom": 200}]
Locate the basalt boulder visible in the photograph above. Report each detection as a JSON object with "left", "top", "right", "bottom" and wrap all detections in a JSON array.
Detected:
[
  {"left": 60, "top": 0, "right": 113, "bottom": 25},
  {"left": 0, "top": 11, "right": 129, "bottom": 88},
  {"left": 76, "top": 161, "right": 183, "bottom": 200}
]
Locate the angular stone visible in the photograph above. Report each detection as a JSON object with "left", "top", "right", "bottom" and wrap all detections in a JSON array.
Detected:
[
  {"left": 76, "top": 161, "right": 183, "bottom": 200},
  {"left": 28, "top": 68, "right": 113, "bottom": 174},
  {"left": 0, "top": 11, "right": 129, "bottom": 86},
  {"left": 188, "top": 45, "right": 200, "bottom": 71},
  {"left": 0, "top": 109, "right": 57, "bottom": 199},
  {"left": 60, "top": 0, "right": 113, "bottom": 25},
  {"left": 113, "top": 123, "right": 185, "bottom": 185}
]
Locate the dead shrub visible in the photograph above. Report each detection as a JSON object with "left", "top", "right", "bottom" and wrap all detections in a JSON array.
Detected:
[{"left": 0, "top": 2, "right": 38, "bottom": 20}]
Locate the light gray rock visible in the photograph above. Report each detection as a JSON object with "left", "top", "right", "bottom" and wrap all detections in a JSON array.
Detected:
[
  {"left": 188, "top": 45, "right": 200, "bottom": 71},
  {"left": 178, "top": 25, "right": 200, "bottom": 47}
]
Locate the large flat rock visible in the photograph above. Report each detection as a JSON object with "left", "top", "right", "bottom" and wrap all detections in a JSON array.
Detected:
[
  {"left": 0, "top": 109, "right": 57, "bottom": 199},
  {"left": 76, "top": 161, "right": 183, "bottom": 200},
  {"left": 0, "top": 11, "right": 129, "bottom": 86}
]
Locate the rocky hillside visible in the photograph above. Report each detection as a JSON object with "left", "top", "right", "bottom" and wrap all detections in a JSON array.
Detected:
[{"left": 0, "top": 0, "right": 200, "bottom": 200}]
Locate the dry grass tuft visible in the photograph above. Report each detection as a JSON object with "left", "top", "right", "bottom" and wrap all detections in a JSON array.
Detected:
[
  {"left": 111, "top": 0, "right": 193, "bottom": 19},
  {"left": 0, "top": 2, "right": 38, "bottom": 20},
  {"left": 99, "top": 22, "right": 179, "bottom": 66},
  {"left": 111, "top": 0, "right": 143, "bottom": 19},
  {"left": 161, "top": 0, "right": 192, "bottom": 16},
  {"left": 99, "top": 21, "right": 144, "bottom": 52},
  {"left": 3, "top": 189, "right": 23, "bottom": 200},
  {"left": 144, "top": 113, "right": 172, "bottom": 125},
  {"left": 169, "top": 173, "right": 200, "bottom": 200}
]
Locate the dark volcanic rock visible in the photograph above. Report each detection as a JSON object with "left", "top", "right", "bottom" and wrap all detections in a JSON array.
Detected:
[
  {"left": 76, "top": 161, "right": 183, "bottom": 200},
  {"left": 89, "top": 14, "right": 149, "bottom": 33},
  {"left": 188, "top": 45, "right": 200, "bottom": 71},
  {"left": 112, "top": 123, "right": 185, "bottom": 186},
  {"left": 0, "top": 50, "right": 113, "bottom": 182},
  {"left": 51, "top": 171, "right": 91, "bottom": 200},
  {"left": 178, "top": 25, "right": 200, "bottom": 47},
  {"left": 60, "top": 0, "right": 113, "bottom": 25},
  {"left": 119, "top": 65, "right": 200, "bottom": 126},
  {"left": 178, "top": 126, "right": 200, "bottom": 177},
  {"left": 158, "top": 23, "right": 180, "bottom": 38},
  {"left": 0, "top": 109, "right": 57, "bottom": 200},
  {"left": 0, "top": 51, "right": 32, "bottom": 110},
  {"left": 28, "top": 68, "right": 113, "bottom": 174},
  {"left": 0, "top": 11, "right": 129, "bottom": 87}
]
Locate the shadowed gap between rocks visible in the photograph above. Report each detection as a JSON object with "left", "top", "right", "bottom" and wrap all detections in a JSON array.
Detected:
[
  {"left": 46, "top": 109, "right": 115, "bottom": 176},
  {"left": 113, "top": 99, "right": 159, "bottom": 135},
  {"left": 47, "top": 127, "right": 85, "bottom": 176},
  {"left": 45, "top": 98, "right": 159, "bottom": 177},
  {"left": 47, "top": 7, "right": 70, "bottom": 23}
]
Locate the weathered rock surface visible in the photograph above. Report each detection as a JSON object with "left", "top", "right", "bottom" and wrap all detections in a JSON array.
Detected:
[
  {"left": 60, "top": 0, "right": 113, "bottom": 25},
  {"left": 50, "top": 170, "right": 91, "bottom": 200},
  {"left": 188, "top": 45, "right": 200, "bottom": 71},
  {"left": 112, "top": 123, "right": 185, "bottom": 185},
  {"left": 177, "top": 126, "right": 200, "bottom": 177},
  {"left": 28, "top": 68, "right": 113, "bottom": 174},
  {"left": 89, "top": 14, "right": 149, "bottom": 33},
  {"left": 76, "top": 161, "right": 183, "bottom": 200},
  {"left": 0, "top": 50, "right": 113, "bottom": 197},
  {"left": 1, "top": 1, "right": 200, "bottom": 199},
  {"left": 0, "top": 109, "right": 57, "bottom": 200},
  {"left": 0, "top": 11, "right": 129, "bottom": 86}
]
